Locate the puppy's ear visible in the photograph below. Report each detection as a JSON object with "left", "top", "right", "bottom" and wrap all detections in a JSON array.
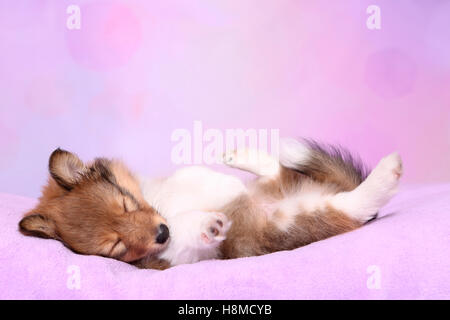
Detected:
[
  {"left": 19, "top": 214, "right": 56, "bottom": 239},
  {"left": 49, "top": 148, "right": 86, "bottom": 190}
]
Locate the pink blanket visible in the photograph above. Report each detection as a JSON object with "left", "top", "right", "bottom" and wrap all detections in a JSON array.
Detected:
[{"left": 0, "top": 184, "right": 449, "bottom": 299}]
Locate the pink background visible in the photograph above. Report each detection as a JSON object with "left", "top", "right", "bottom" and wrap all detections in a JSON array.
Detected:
[{"left": 0, "top": 0, "right": 449, "bottom": 197}]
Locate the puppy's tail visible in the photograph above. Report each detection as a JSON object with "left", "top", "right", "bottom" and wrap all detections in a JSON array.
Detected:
[{"left": 279, "top": 138, "right": 369, "bottom": 192}]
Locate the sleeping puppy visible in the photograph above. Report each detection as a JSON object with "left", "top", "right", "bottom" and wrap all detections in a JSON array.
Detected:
[{"left": 19, "top": 138, "right": 402, "bottom": 269}]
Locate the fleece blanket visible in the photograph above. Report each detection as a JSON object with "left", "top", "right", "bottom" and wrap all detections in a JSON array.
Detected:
[{"left": 0, "top": 184, "right": 449, "bottom": 300}]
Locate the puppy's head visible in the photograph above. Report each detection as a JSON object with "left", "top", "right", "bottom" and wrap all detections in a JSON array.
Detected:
[{"left": 19, "top": 149, "right": 169, "bottom": 263}]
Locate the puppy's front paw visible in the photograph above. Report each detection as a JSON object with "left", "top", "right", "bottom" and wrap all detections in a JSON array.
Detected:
[
  {"left": 223, "top": 149, "right": 280, "bottom": 176},
  {"left": 200, "top": 212, "right": 232, "bottom": 246},
  {"left": 222, "top": 149, "right": 239, "bottom": 167}
]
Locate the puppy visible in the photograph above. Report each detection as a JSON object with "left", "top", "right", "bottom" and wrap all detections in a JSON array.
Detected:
[{"left": 19, "top": 139, "right": 402, "bottom": 269}]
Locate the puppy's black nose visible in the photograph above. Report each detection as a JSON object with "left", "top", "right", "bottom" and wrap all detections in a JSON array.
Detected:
[{"left": 156, "top": 224, "right": 169, "bottom": 244}]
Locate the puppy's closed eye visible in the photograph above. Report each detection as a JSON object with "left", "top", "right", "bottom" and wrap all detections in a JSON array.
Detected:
[
  {"left": 123, "top": 198, "right": 128, "bottom": 212},
  {"left": 109, "top": 239, "right": 127, "bottom": 257}
]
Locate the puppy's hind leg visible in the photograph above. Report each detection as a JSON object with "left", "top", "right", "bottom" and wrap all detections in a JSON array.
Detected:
[{"left": 330, "top": 152, "right": 403, "bottom": 223}]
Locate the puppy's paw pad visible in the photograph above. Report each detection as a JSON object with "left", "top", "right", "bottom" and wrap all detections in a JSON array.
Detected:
[
  {"left": 222, "top": 150, "right": 237, "bottom": 165},
  {"left": 222, "top": 149, "right": 253, "bottom": 166},
  {"left": 200, "top": 212, "right": 231, "bottom": 245}
]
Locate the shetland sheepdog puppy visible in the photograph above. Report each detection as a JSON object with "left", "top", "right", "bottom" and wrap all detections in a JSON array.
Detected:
[{"left": 19, "top": 139, "right": 402, "bottom": 269}]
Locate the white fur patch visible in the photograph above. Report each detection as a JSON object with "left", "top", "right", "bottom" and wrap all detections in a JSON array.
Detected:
[
  {"left": 279, "top": 138, "right": 311, "bottom": 169},
  {"left": 273, "top": 191, "right": 331, "bottom": 231},
  {"left": 141, "top": 166, "right": 246, "bottom": 216}
]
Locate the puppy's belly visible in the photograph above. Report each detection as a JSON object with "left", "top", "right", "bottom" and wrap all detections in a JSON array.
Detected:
[{"left": 141, "top": 166, "right": 247, "bottom": 218}]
